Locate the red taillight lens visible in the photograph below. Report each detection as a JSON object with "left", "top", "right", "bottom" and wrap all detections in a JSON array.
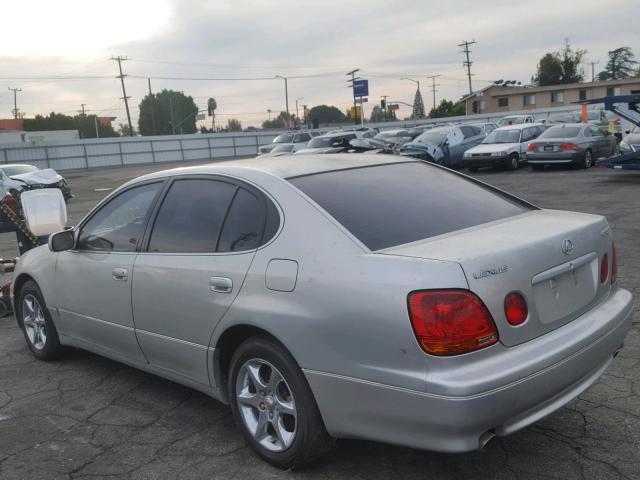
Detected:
[
  {"left": 527, "top": 143, "right": 537, "bottom": 152},
  {"left": 504, "top": 292, "right": 528, "bottom": 326},
  {"left": 407, "top": 290, "right": 499, "bottom": 356},
  {"left": 600, "top": 254, "right": 609, "bottom": 284},
  {"left": 559, "top": 143, "right": 578, "bottom": 150},
  {"left": 611, "top": 242, "right": 617, "bottom": 284},
  {"left": 2, "top": 193, "right": 16, "bottom": 212}
]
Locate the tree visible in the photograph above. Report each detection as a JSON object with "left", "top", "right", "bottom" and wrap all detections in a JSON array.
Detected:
[
  {"left": 262, "top": 111, "right": 295, "bottom": 129},
  {"left": 598, "top": 47, "right": 637, "bottom": 80},
  {"left": 22, "top": 112, "right": 118, "bottom": 138},
  {"left": 369, "top": 105, "right": 385, "bottom": 122},
  {"left": 138, "top": 89, "right": 198, "bottom": 135},
  {"left": 533, "top": 41, "right": 586, "bottom": 85},
  {"left": 306, "top": 105, "right": 346, "bottom": 125},
  {"left": 227, "top": 118, "right": 242, "bottom": 132},
  {"left": 428, "top": 99, "right": 465, "bottom": 119},
  {"left": 412, "top": 89, "right": 426, "bottom": 119},
  {"left": 207, "top": 98, "right": 217, "bottom": 130},
  {"left": 118, "top": 123, "right": 136, "bottom": 136}
]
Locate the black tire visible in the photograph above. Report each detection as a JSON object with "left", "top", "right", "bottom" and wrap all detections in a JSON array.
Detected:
[
  {"left": 228, "top": 336, "right": 332, "bottom": 469},
  {"left": 505, "top": 153, "right": 519, "bottom": 171},
  {"left": 581, "top": 149, "right": 593, "bottom": 169},
  {"left": 16, "top": 280, "right": 63, "bottom": 361}
]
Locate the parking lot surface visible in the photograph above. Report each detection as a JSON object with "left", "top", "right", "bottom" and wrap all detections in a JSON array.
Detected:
[{"left": 0, "top": 161, "right": 639, "bottom": 480}]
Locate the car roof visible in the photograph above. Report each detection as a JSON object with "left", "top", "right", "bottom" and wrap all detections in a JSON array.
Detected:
[
  {"left": 0, "top": 163, "right": 36, "bottom": 168},
  {"left": 494, "top": 123, "right": 544, "bottom": 131},
  {"left": 134, "top": 154, "right": 417, "bottom": 184}
]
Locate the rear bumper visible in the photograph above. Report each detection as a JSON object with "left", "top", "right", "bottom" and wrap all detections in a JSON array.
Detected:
[
  {"left": 527, "top": 151, "right": 582, "bottom": 164},
  {"left": 305, "top": 287, "right": 633, "bottom": 452}
]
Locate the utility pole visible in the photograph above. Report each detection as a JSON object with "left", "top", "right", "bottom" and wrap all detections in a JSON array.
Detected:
[
  {"left": 425, "top": 74, "right": 441, "bottom": 111},
  {"left": 94, "top": 116, "right": 100, "bottom": 138},
  {"left": 275, "top": 76, "right": 290, "bottom": 129},
  {"left": 8, "top": 87, "right": 21, "bottom": 119},
  {"left": 169, "top": 93, "right": 176, "bottom": 135},
  {"left": 301, "top": 104, "right": 308, "bottom": 125},
  {"left": 79, "top": 103, "right": 87, "bottom": 116},
  {"left": 111, "top": 55, "right": 134, "bottom": 136},
  {"left": 381, "top": 95, "right": 388, "bottom": 122},
  {"left": 295, "top": 97, "right": 303, "bottom": 128},
  {"left": 346, "top": 69, "right": 360, "bottom": 125},
  {"left": 458, "top": 40, "right": 477, "bottom": 95},
  {"left": 147, "top": 77, "right": 153, "bottom": 95},
  {"left": 589, "top": 61, "right": 599, "bottom": 82}
]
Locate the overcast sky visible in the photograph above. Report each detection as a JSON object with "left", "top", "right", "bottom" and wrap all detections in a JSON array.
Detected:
[{"left": 0, "top": 0, "right": 637, "bottom": 129}]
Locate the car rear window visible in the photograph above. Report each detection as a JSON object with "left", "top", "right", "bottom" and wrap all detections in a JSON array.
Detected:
[
  {"left": 539, "top": 126, "right": 582, "bottom": 138},
  {"left": 289, "top": 162, "right": 532, "bottom": 250}
]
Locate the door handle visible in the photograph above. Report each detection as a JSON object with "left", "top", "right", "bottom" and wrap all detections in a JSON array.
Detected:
[
  {"left": 112, "top": 267, "right": 128, "bottom": 281},
  {"left": 209, "top": 276, "right": 232, "bottom": 293}
]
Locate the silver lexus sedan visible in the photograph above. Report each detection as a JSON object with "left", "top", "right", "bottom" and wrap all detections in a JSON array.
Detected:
[{"left": 13, "top": 155, "right": 633, "bottom": 468}]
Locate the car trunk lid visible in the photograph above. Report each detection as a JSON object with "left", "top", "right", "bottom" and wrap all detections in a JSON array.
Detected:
[{"left": 379, "top": 209, "right": 612, "bottom": 347}]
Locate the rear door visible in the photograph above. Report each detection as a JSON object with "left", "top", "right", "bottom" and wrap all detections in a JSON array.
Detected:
[{"left": 132, "top": 176, "right": 276, "bottom": 387}]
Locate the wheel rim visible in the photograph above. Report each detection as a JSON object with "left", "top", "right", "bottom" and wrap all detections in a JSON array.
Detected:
[
  {"left": 22, "top": 294, "right": 46, "bottom": 350},
  {"left": 511, "top": 156, "right": 518, "bottom": 169},
  {"left": 585, "top": 151, "right": 592, "bottom": 167},
  {"left": 236, "top": 359, "right": 297, "bottom": 452}
]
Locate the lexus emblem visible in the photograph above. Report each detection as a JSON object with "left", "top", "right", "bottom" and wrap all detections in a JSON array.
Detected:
[{"left": 561, "top": 239, "right": 574, "bottom": 255}]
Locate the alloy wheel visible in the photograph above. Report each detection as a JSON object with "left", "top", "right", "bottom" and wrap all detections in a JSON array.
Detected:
[
  {"left": 585, "top": 150, "right": 592, "bottom": 168},
  {"left": 22, "top": 294, "right": 47, "bottom": 350},
  {"left": 235, "top": 359, "right": 297, "bottom": 452}
]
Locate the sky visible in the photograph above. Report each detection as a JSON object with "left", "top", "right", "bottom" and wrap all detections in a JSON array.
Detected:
[{"left": 0, "top": 0, "right": 638, "bottom": 130}]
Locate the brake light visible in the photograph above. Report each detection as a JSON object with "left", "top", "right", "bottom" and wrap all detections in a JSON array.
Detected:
[
  {"left": 560, "top": 143, "right": 578, "bottom": 150},
  {"left": 2, "top": 193, "right": 16, "bottom": 212},
  {"left": 611, "top": 242, "right": 617, "bottom": 284},
  {"left": 600, "top": 254, "right": 609, "bottom": 284},
  {"left": 527, "top": 143, "right": 537, "bottom": 152},
  {"left": 504, "top": 292, "right": 528, "bottom": 326},
  {"left": 407, "top": 290, "right": 498, "bottom": 356}
]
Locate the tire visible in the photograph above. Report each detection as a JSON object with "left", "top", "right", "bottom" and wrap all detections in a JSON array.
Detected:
[
  {"left": 581, "top": 149, "right": 593, "bottom": 169},
  {"left": 228, "top": 336, "right": 332, "bottom": 469},
  {"left": 16, "top": 280, "right": 63, "bottom": 361},
  {"left": 505, "top": 153, "right": 519, "bottom": 171}
]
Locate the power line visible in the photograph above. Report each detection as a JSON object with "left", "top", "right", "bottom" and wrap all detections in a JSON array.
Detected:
[
  {"left": 458, "top": 39, "right": 477, "bottom": 95},
  {"left": 8, "top": 87, "right": 22, "bottom": 119},
  {"left": 111, "top": 56, "right": 134, "bottom": 137}
]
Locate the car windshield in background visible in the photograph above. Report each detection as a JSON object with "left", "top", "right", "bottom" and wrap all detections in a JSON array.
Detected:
[
  {"left": 307, "top": 137, "right": 334, "bottom": 148},
  {"left": 539, "top": 126, "right": 582, "bottom": 139},
  {"left": 274, "top": 134, "right": 294, "bottom": 143},
  {"left": 2, "top": 165, "right": 39, "bottom": 176},
  {"left": 498, "top": 117, "right": 526, "bottom": 126},
  {"left": 549, "top": 114, "right": 577, "bottom": 123},
  {"left": 483, "top": 129, "right": 521, "bottom": 144},
  {"left": 414, "top": 131, "right": 447, "bottom": 145},
  {"left": 271, "top": 144, "right": 294, "bottom": 153},
  {"left": 375, "top": 131, "right": 408, "bottom": 140},
  {"left": 289, "top": 162, "right": 532, "bottom": 251}
]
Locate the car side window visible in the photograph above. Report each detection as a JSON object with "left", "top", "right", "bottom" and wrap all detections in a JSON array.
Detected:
[
  {"left": 148, "top": 179, "right": 236, "bottom": 253},
  {"left": 521, "top": 128, "right": 535, "bottom": 142},
  {"left": 590, "top": 126, "right": 604, "bottom": 137},
  {"left": 77, "top": 182, "right": 162, "bottom": 252},
  {"left": 293, "top": 134, "right": 303, "bottom": 143},
  {"left": 217, "top": 188, "right": 264, "bottom": 252},
  {"left": 460, "top": 126, "right": 481, "bottom": 139}
]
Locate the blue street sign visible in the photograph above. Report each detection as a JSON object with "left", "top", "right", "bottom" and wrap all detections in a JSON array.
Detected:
[{"left": 353, "top": 79, "right": 369, "bottom": 97}]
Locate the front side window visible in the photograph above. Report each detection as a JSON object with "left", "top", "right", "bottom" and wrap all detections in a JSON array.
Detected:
[
  {"left": 78, "top": 182, "right": 162, "bottom": 252},
  {"left": 148, "top": 179, "right": 236, "bottom": 253}
]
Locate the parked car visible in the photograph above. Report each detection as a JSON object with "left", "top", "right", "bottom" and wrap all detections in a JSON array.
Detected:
[
  {"left": 373, "top": 129, "right": 419, "bottom": 153},
  {"left": 0, "top": 164, "right": 72, "bottom": 201},
  {"left": 526, "top": 123, "right": 618, "bottom": 169},
  {"left": 398, "top": 124, "right": 485, "bottom": 167},
  {"left": 546, "top": 110, "right": 615, "bottom": 132},
  {"left": 618, "top": 125, "right": 640, "bottom": 153},
  {"left": 294, "top": 132, "right": 357, "bottom": 155},
  {"left": 15, "top": 155, "right": 632, "bottom": 468},
  {"left": 257, "top": 143, "right": 304, "bottom": 158},
  {"left": 497, "top": 114, "right": 536, "bottom": 127},
  {"left": 258, "top": 131, "right": 313, "bottom": 154},
  {"left": 464, "top": 123, "right": 545, "bottom": 171},
  {"left": 327, "top": 127, "right": 378, "bottom": 138}
]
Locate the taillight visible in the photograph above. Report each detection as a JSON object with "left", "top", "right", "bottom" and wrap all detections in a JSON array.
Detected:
[
  {"left": 504, "top": 292, "right": 528, "bottom": 326},
  {"left": 600, "top": 254, "right": 609, "bottom": 284},
  {"left": 611, "top": 242, "right": 617, "bottom": 284},
  {"left": 527, "top": 143, "right": 537, "bottom": 152},
  {"left": 560, "top": 143, "right": 578, "bottom": 150},
  {"left": 407, "top": 290, "right": 498, "bottom": 356},
  {"left": 2, "top": 193, "right": 16, "bottom": 212}
]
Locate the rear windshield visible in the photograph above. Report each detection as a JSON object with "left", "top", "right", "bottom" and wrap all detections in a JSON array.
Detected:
[
  {"left": 289, "top": 162, "right": 532, "bottom": 250},
  {"left": 539, "top": 126, "right": 582, "bottom": 139}
]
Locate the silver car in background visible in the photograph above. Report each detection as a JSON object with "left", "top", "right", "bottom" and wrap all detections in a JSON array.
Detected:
[
  {"left": 526, "top": 123, "right": 618, "bottom": 169},
  {"left": 13, "top": 156, "right": 633, "bottom": 468}
]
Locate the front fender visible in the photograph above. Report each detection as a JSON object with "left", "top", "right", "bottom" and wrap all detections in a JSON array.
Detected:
[{"left": 12, "top": 245, "right": 58, "bottom": 316}]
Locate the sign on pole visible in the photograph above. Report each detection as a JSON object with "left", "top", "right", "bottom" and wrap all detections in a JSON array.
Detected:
[{"left": 353, "top": 79, "right": 369, "bottom": 97}]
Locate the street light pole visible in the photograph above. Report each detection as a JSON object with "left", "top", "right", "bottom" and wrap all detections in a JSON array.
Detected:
[
  {"left": 275, "top": 76, "right": 290, "bottom": 129},
  {"left": 401, "top": 78, "right": 421, "bottom": 121},
  {"left": 295, "top": 97, "right": 303, "bottom": 128}
]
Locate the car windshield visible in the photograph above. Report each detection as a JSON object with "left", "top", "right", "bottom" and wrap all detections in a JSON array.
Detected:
[
  {"left": 414, "top": 131, "right": 447, "bottom": 145},
  {"left": 271, "top": 144, "right": 294, "bottom": 153},
  {"left": 289, "top": 162, "right": 531, "bottom": 250},
  {"left": 2, "top": 165, "right": 39, "bottom": 176},
  {"left": 539, "top": 126, "right": 582, "bottom": 139},
  {"left": 548, "top": 113, "right": 577, "bottom": 123},
  {"left": 482, "top": 129, "right": 521, "bottom": 144},
  {"left": 273, "top": 134, "right": 294, "bottom": 143},
  {"left": 308, "top": 137, "right": 337, "bottom": 148},
  {"left": 498, "top": 117, "right": 526, "bottom": 126},
  {"left": 375, "top": 130, "right": 408, "bottom": 140}
]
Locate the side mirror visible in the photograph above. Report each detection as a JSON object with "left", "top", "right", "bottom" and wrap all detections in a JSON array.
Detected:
[
  {"left": 625, "top": 130, "right": 631, "bottom": 135},
  {"left": 49, "top": 230, "right": 75, "bottom": 252}
]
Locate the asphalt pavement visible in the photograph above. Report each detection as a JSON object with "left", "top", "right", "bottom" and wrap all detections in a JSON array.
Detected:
[{"left": 0, "top": 161, "right": 638, "bottom": 479}]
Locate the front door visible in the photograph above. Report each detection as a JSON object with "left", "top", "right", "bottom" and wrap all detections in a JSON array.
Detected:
[
  {"left": 132, "top": 178, "right": 269, "bottom": 387},
  {"left": 55, "top": 181, "right": 164, "bottom": 363}
]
